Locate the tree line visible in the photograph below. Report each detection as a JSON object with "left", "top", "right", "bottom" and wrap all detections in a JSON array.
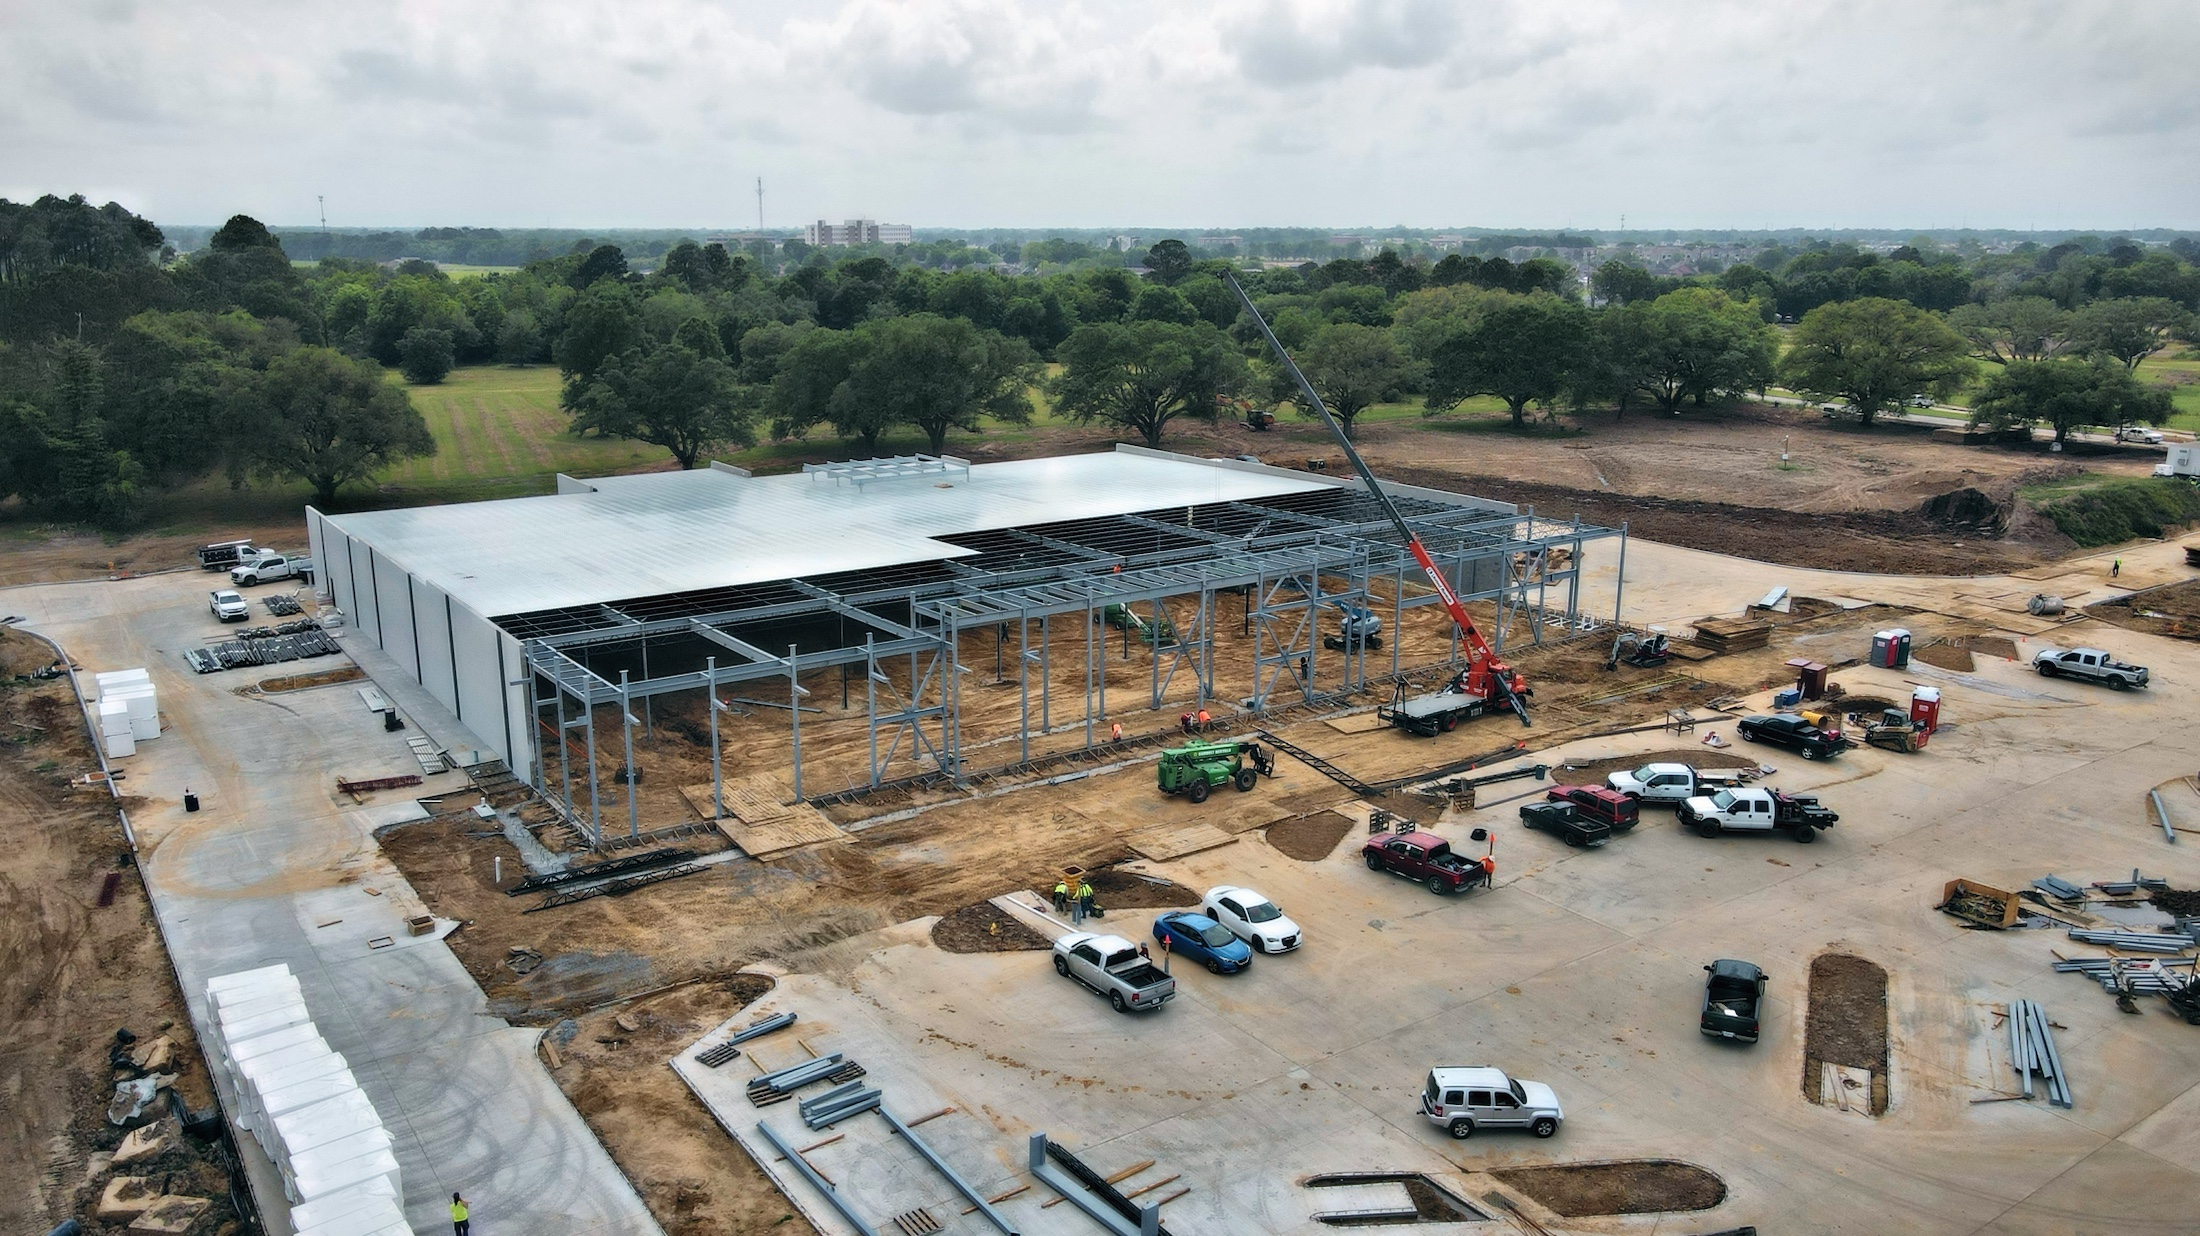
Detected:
[{"left": 3, "top": 191, "right": 2196, "bottom": 527}]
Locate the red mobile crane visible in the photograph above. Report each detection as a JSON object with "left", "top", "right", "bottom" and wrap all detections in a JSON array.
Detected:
[{"left": 1227, "top": 276, "right": 1531, "bottom": 728}]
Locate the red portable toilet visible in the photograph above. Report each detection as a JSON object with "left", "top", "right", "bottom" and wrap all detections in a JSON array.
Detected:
[{"left": 1910, "top": 686, "right": 1941, "bottom": 738}]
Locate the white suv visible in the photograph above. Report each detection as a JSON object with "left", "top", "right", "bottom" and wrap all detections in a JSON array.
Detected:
[{"left": 1419, "top": 1067, "right": 1563, "bottom": 1139}]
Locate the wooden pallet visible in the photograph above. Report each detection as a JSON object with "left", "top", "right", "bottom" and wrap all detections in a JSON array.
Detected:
[{"left": 720, "top": 807, "right": 849, "bottom": 859}]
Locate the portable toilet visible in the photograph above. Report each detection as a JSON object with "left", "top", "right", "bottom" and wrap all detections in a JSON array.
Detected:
[
  {"left": 1910, "top": 686, "right": 1942, "bottom": 736},
  {"left": 1871, "top": 629, "right": 1912, "bottom": 669}
]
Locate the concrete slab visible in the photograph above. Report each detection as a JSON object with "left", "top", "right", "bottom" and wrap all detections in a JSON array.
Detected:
[{"left": 12, "top": 571, "right": 658, "bottom": 1236}]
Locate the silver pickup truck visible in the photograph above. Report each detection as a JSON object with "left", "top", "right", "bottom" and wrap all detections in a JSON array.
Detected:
[
  {"left": 1604, "top": 762, "right": 1749, "bottom": 806},
  {"left": 2033, "top": 647, "right": 2148, "bottom": 689},
  {"left": 1052, "top": 932, "right": 1176, "bottom": 1013}
]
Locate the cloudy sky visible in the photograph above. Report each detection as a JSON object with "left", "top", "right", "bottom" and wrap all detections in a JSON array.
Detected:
[{"left": 4, "top": 0, "right": 2196, "bottom": 230}]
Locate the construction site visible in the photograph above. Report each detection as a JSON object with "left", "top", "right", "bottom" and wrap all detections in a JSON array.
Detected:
[{"left": 12, "top": 320, "right": 2200, "bottom": 1236}]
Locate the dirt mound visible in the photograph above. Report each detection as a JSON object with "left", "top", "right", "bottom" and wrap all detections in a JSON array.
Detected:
[
  {"left": 932, "top": 902, "right": 1050, "bottom": 952},
  {"left": 1084, "top": 866, "right": 1199, "bottom": 909},
  {"left": 1918, "top": 486, "right": 2009, "bottom": 534},
  {"left": 1913, "top": 643, "right": 1974, "bottom": 671},
  {"left": 1803, "top": 953, "right": 1890, "bottom": 1115},
  {"left": 1491, "top": 1160, "right": 1725, "bottom": 1217},
  {"left": 1267, "top": 812, "right": 1356, "bottom": 861}
]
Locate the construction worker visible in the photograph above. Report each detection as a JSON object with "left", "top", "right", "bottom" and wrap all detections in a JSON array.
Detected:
[
  {"left": 1052, "top": 880, "right": 1069, "bottom": 913},
  {"left": 1076, "top": 881, "right": 1096, "bottom": 924},
  {"left": 450, "top": 1192, "right": 471, "bottom": 1236},
  {"left": 1109, "top": 721, "right": 1123, "bottom": 743},
  {"left": 1196, "top": 707, "right": 1212, "bottom": 732},
  {"left": 2113, "top": 557, "right": 2123, "bottom": 578}
]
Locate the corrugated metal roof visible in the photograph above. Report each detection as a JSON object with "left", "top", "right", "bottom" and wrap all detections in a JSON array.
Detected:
[{"left": 322, "top": 450, "right": 1332, "bottom": 618}]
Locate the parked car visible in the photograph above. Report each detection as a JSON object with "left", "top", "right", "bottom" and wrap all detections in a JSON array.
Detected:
[
  {"left": 1542, "top": 784, "right": 1640, "bottom": 831},
  {"left": 1052, "top": 933, "right": 1176, "bottom": 1013},
  {"left": 2117, "top": 426, "right": 2165, "bottom": 445},
  {"left": 1362, "top": 830, "right": 1494, "bottom": 895},
  {"left": 209, "top": 589, "right": 250, "bottom": 622},
  {"left": 1908, "top": 394, "right": 1937, "bottom": 408},
  {"left": 1518, "top": 801, "right": 1610, "bottom": 848},
  {"left": 231, "top": 552, "right": 303, "bottom": 587},
  {"left": 2033, "top": 647, "right": 2149, "bottom": 690},
  {"left": 1736, "top": 712, "right": 1850, "bottom": 760},
  {"left": 1677, "top": 788, "right": 1838, "bottom": 842},
  {"left": 1418, "top": 1067, "right": 1563, "bottom": 1139},
  {"left": 1199, "top": 885, "right": 1301, "bottom": 953},
  {"left": 1701, "top": 960, "right": 1767, "bottom": 1042},
  {"left": 1605, "top": 762, "right": 1749, "bottom": 806},
  {"left": 1152, "top": 911, "right": 1253, "bottom": 974}
]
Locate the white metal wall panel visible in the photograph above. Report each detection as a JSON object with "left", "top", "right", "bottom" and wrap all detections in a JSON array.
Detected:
[
  {"left": 412, "top": 579, "right": 458, "bottom": 714},
  {"left": 373, "top": 553, "right": 417, "bottom": 678},
  {"left": 450, "top": 603, "right": 502, "bottom": 758},
  {"left": 305, "top": 508, "right": 329, "bottom": 594},
  {"left": 346, "top": 538, "right": 379, "bottom": 645},
  {"left": 499, "top": 630, "right": 532, "bottom": 778}
]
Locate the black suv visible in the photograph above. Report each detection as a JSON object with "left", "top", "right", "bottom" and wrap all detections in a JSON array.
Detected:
[{"left": 1736, "top": 713, "right": 1849, "bottom": 760}]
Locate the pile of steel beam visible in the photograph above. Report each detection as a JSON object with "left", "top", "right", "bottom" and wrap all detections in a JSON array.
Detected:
[
  {"left": 748, "top": 1053, "right": 866, "bottom": 1106},
  {"left": 2092, "top": 870, "right": 2169, "bottom": 896},
  {"left": 2066, "top": 927, "right": 2192, "bottom": 953},
  {"left": 799, "top": 1081, "right": 882, "bottom": 1129},
  {"left": 2053, "top": 957, "right": 2190, "bottom": 994},
  {"left": 2009, "top": 999, "right": 2071, "bottom": 1107},
  {"left": 2033, "top": 875, "right": 2085, "bottom": 901},
  {"left": 697, "top": 1011, "right": 796, "bottom": 1068}
]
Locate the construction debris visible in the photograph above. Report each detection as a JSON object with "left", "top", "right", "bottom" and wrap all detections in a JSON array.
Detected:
[
  {"left": 523, "top": 860, "right": 705, "bottom": 912},
  {"left": 2032, "top": 875, "right": 2086, "bottom": 902},
  {"left": 747, "top": 1054, "right": 866, "bottom": 1107},
  {"left": 2094, "top": 870, "right": 2171, "bottom": 896},
  {"left": 336, "top": 773, "right": 424, "bottom": 796},
  {"left": 2066, "top": 928, "right": 2192, "bottom": 953},
  {"left": 2007, "top": 999, "right": 2072, "bottom": 1107},
  {"left": 507, "top": 847, "right": 697, "bottom": 895},
  {"left": 1938, "top": 879, "right": 2022, "bottom": 929},
  {"left": 798, "top": 1081, "right": 882, "bottom": 1129},
  {"left": 697, "top": 1012, "right": 797, "bottom": 1068}
]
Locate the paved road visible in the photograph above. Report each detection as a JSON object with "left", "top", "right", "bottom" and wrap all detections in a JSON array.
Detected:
[
  {"left": 1758, "top": 392, "right": 2189, "bottom": 447},
  {"left": 10, "top": 572, "right": 660, "bottom": 1236}
]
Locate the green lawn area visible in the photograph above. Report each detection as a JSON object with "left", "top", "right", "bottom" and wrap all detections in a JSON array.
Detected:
[
  {"left": 2136, "top": 354, "right": 2200, "bottom": 430},
  {"left": 385, "top": 365, "right": 664, "bottom": 498}
]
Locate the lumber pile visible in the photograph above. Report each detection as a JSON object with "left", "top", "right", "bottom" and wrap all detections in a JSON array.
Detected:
[{"left": 1690, "top": 616, "right": 1772, "bottom": 654}]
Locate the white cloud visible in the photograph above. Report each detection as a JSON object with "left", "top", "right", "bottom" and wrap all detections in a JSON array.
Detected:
[{"left": 0, "top": 0, "right": 2193, "bottom": 228}]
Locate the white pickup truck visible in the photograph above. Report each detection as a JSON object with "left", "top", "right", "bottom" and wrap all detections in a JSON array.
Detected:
[
  {"left": 2033, "top": 647, "right": 2148, "bottom": 690},
  {"left": 1678, "top": 787, "right": 1839, "bottom": 842},
  {"left": 231, "top": 552, "right": 306, "bottom": 587},
  {"left": 1605, "top": 762, "right": 1750, "bottom": 807},
  {"left": 209, "top": 589, "right": 250, "bottom": 622},
  {"left": 1052, "top": 933, "right": 1176, "bottom": 1013}
]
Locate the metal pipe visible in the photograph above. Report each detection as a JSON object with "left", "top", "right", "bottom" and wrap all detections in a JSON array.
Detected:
[
  {"left": 882, "top": 1106, "right": 1021, "bottom": 1235},
  {"left": 2151, "top": 789, "right": 2177, "bottom": 844},
  {"left": 620, "top": 670, "right": 638, "bottom": 839},
  {"left": 788, "top": 644, "right": 804, "bottom": 800},
  {"left": 756, "top": 1121, "right": 879, "bottom": 1236}
]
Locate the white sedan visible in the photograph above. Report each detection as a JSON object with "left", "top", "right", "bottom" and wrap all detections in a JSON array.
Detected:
[{"left": 1200, "top": 885, "right": 1301, "bottom": 954}]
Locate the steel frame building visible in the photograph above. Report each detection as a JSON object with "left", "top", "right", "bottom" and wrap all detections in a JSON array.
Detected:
[{"left": 311, "top": 447, "right": 1624, "bottom": 846}]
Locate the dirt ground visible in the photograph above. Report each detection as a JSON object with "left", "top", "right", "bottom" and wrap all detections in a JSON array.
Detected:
[
  {"left": 1267, "top": 811, "right": 1356, "bottom": 861},
  {"left": 1491, "top": 1160, "right": 1727, "bottom": 1217},
  {"left": 1546, "top": 747, "right": 1763, "bottom": 787},
  {"left": 1802, "top": 952, "right": 1892, "bottom": 1116},
  {"left": 0, "top": 630, "right": 237, "bottom": 1235},
  {"left": 543, "top": 975, "right": 809, "bottom": 1236},
  {"left": 931, "top": 902, "right": 1050, "bottom": 952},
  {"left": 2090, "top": 579, "right": 2200, "bottom": 640}
]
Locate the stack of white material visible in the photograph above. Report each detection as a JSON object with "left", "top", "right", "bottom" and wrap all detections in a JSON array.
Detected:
[
  {"left": 204, "top": 965, "right": 415, "bottom": 1236},
  {"left": 94, "top": 668, "right": 160, "bottom": 756}
]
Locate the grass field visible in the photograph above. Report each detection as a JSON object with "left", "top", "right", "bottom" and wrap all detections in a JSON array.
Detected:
[
  {"left": 2137, "top": 354, "right": 2200, "bottom": 429},
  {"left": 385, "top": 366, "right": 664, "bottom": 499}
]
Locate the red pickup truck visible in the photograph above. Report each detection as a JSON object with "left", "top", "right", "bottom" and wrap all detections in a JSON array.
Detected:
[
  {"left": 1543, "top": 785, "right": 1640, "bottom": 832},
  {"left": 1363, "top": 830, "right": 1495, "bottom": 895}
]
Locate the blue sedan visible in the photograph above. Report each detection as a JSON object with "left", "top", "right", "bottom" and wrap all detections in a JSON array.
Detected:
[{"left": 1153, "top": 911, "right": 1254, "bottom": 974}]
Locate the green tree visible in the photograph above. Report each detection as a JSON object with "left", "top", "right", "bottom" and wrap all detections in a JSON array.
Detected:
[
  {"left": 1423, "top": 294, "right": 1589, "bottom": 426},
  {"left": 1971, "top": 357, "right": 2173, "bottom": 447},
  {"left": 553, "top": 284, "right": 640, "bottom": 388},
  {"left": 1633, "top": 288, "right": 1779, "bottom": 415},
  {"left": 2070, "top": 297, "right": 2191, "bottom": 371},
  {"left": 496, "top": 312, "right": 545, "bottom": 365},
  {"left": 1144, "top": 240, "right": 1193, "bottom": 286},
  {"left": 396, "top": 326, "right": 455, "bottom": 384},
  {"left": 840, "top": 314, "right": 1039, "bottom": 454},
  {"left": 571, "top": 342, "right": 751, "bottom": 469},
  {"left": 1266, "top": 322, "right": 1420, "bottom": 440},
  {"left": 1781, "top": 297, "right": 1974, "bottom": 427},
  {"left": 765, "top": 327, "right": 874, "bottom": 447},
  {"left": 1946, "top": 297, "right": 2071, "bottom": 365},
  {"left": 255, "top": 347, "right": 435, "bottom": 506},
  {"left": 1568, "top": 302, "right": 1657, "bottom": 418},
  {"left": 1591, "top": 261, "right": 1662, "bottom": 305},
  {"left": 1050, "top": 320, "right": 1247, "bottom": 447}
]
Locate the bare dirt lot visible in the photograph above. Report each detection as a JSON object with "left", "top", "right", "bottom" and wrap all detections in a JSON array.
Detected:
[
  {"left": 0, "top": 630, "right": 236, "bottom": 1235},
  {"left": 1491, "top": 1160, "right": 1727, "bottom": 1217}
]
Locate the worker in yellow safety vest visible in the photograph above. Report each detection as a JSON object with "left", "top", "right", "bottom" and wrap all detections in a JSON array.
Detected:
[
  {"left": 451, "top": 1192, "right": 471, "bottom": 1235},
  {"left": 1052, "top": 881, "right": 1069, "bottom": 912}
]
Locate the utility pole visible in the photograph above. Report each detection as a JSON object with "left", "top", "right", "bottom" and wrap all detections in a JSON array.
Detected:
[{"left": 757, "top": 177, "right": 765, "bottom": 231}]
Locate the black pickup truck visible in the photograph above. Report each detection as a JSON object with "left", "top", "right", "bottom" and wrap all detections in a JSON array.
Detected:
[
  {"left": 1519, "top": 801, "right": 1612, "bottom": 848},
  {"left": 1701, "top": 959, "right": 1767, "bottom": 1042}
]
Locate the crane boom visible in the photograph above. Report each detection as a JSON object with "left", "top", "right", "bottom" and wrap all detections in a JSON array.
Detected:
[{"left": 1227, "top": 275, "right": 1529, "bottom": 724}]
